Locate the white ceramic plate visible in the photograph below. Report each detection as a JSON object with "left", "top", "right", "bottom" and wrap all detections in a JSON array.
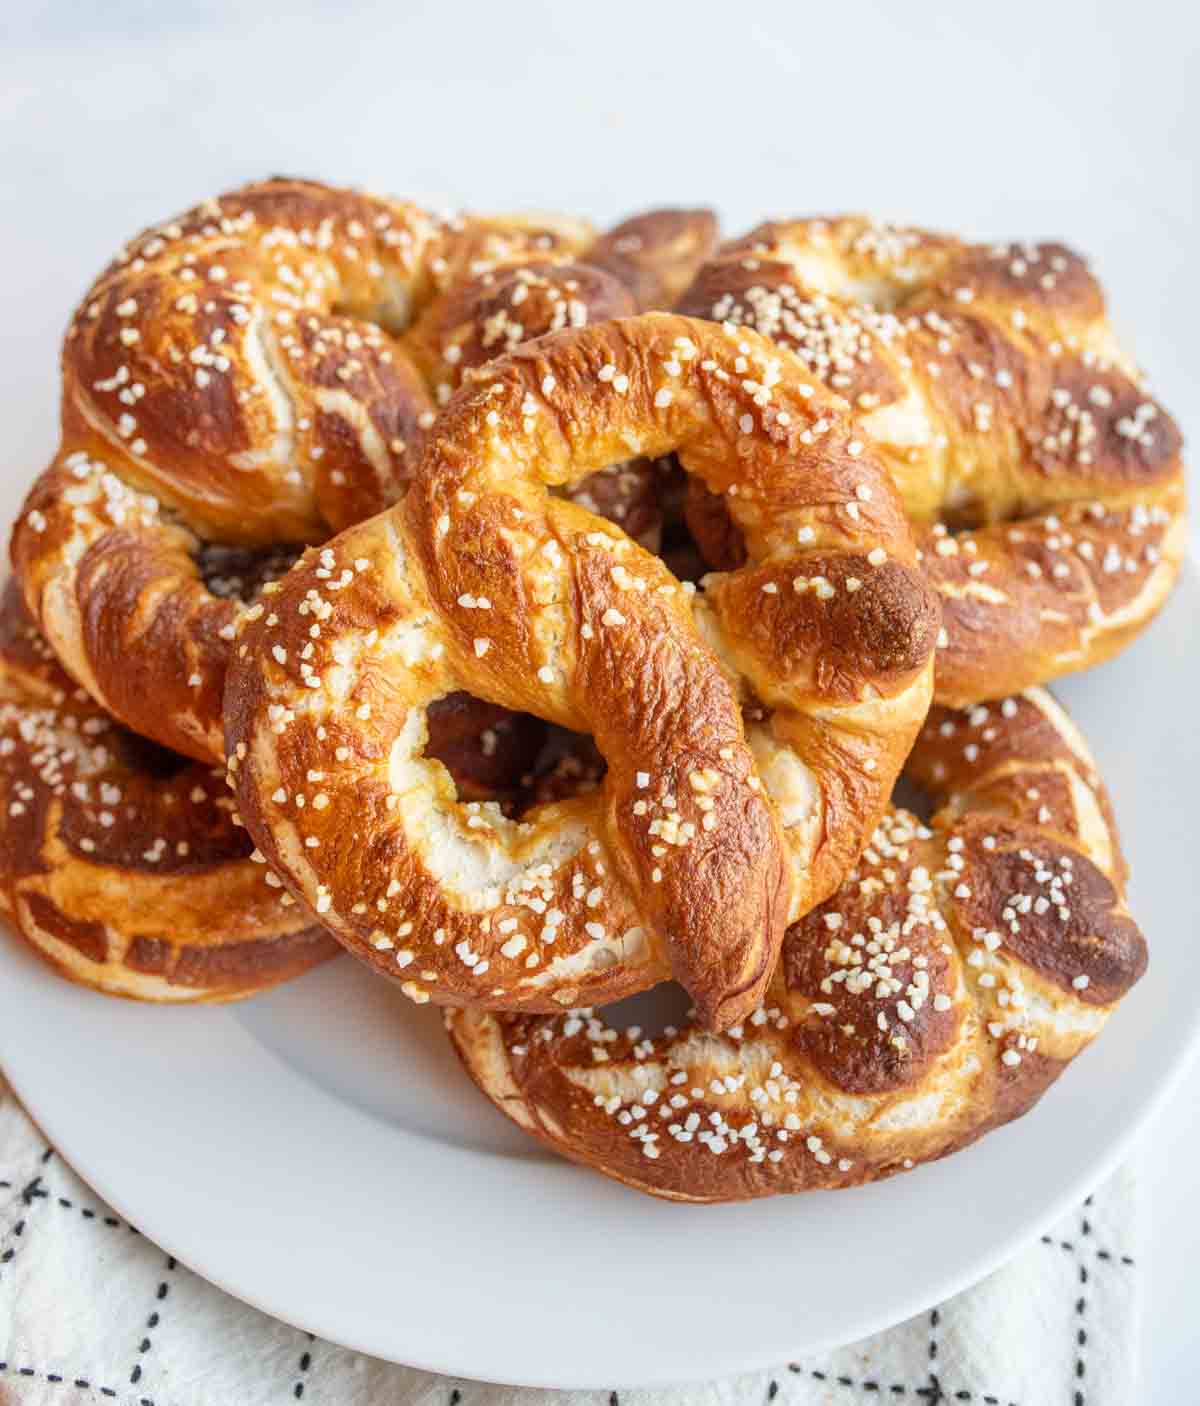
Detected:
[{"left": 2, "top": 567, "right": 1198, "bottom": 1390}]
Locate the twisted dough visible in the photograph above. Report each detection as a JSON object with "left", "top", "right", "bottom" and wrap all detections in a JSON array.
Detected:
[
  {"left": 0, "top": 582, "right": 337, "bottom": 1000},
  {"left": 678, "top": 217, "right": 1186, "bottom": 704},
  {"left": 225, "top": 314, "right": 938, "bottom": 1029},
  {"left": 10, "top": 179, "right": 601, "bottom": 762},
  {"left": 446, "top": 687, "right": 1146, "bottom": 1201}
]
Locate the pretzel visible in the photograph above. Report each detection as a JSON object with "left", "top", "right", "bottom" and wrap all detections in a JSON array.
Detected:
[
  {"left": 677, "top": 217, "right": 1187, "bottom": 705},
  {"left": 10, "top": 178, "right": 599, "bottom": 763},
  {"left": 225, "top": 313, "right": 939, "bottom": 1030},
  {"left": 446, "top": 687, "right": 1146, "bottom": 1200},
  {"left": 0, "top": 582, "right": 337, "bottom": 1000}
]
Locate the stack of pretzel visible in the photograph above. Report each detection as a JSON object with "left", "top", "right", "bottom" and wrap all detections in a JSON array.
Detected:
[{"left": 2, "top": 181, "right": 1185, "bottom": 1202}]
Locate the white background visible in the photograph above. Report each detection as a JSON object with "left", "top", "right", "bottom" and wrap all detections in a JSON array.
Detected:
[{"left": 2, "top": 0, "right": 1197, "bottom": 1395}]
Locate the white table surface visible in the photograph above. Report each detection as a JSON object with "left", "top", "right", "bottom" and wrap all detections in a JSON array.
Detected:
[{"left": 2, "top": 0, "right": 1197, "bottom": 1395}]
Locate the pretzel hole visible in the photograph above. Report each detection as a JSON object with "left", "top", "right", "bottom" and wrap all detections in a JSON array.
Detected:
[
  {"left": 552, "top": 455, "right": 679, "bottom": 555},
  {"left": 441, "top": 456, "right": 721, "bottom": 810},
  {"left": 589, "top": 979, "right": 695, "bottom": 1044},
  {"left": 109, "top": 729, "right": 193, "bottom": 783},
  {"left": 195, "top": 542, "right": 304, "bottom": 603},
  {"left": 934, "top": 498, "right": 993, "bottom": 534},
  {"left": 422, "top": 693, "right": 546, "bottom": 807},
  {"left": 511, "top": 728, "right": 607, "bottom": 813},
  {"left": 890, "top": 772, "right": 936, "bottom": 824}
]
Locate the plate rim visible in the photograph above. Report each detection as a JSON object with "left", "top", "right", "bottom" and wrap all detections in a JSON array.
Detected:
[
  {"left": 2, "top": 563, "right": 1199, "bottom": 1391},
  {"left": 5, "top": 996, "right": 1199, "bottom": 1390}
]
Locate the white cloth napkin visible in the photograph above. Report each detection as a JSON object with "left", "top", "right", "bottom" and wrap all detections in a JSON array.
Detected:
[{"left": 0, "top": 1072, "right": 1137, "bottom": 1405}]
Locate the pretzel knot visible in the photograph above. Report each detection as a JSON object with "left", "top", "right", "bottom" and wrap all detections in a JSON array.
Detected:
[
  {"left": 678, "top": 217, "right": 1187, "bottom": 704},
  {"left": 226, "top": 314, "right": 939, "bottom": 1030},
  {"left": 11, "top": 178, "right": 599, "bottom": 763}
]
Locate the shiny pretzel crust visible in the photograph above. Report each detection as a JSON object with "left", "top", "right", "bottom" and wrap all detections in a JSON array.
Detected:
[
  {"left": 447, "top": 687, "right": 1146, "bottom": 1200},
  {"left": 678, "top": 216, "right": 1187, "bottom": 705}
]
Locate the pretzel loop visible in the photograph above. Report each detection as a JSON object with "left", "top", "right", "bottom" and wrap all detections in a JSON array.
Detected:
[
  {"left": 678, "top": 217, "right": 1187, "bottom": 704},
  {"left": 227, "top": 314, "right": 938, "bottom": 1029},
  {"left": 446, "top": 687, "right": 1147, "bottom": 1201}
]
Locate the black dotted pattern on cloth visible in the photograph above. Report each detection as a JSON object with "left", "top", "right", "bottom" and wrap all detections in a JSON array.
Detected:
[
  {"left": 293, "top": 1335, "right": 315, "bottom": 1399},
  {"left": 0, "top": 1147, "right": 1137, "bottom": 1405},
  {"left": 784, "top": 1363, "right": 1021, "bottom": 1403},
  {"left": 0, "top": 1148, "right": 54, "bottom": 1278},
  {"left": 51, "top": 1195, "right": 138, "bottom": 1232},
  {"left": 0, "top": 1364, "right": 119, "bottom": 1396},
  {"left": 125, "top": 1252, "right": 177, "bottom": 1402},
  {"left": 1075, "top": 1196, "right": 1092, "bottom": 1406}
]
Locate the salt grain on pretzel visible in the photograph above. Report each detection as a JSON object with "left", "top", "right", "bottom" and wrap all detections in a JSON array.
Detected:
[
  {"left": 225, "top": 314, "right": 939, "bottom": 1030},
  {"left": 446, "top": 688, "right": 1145, "bottom": 1200},
  {"left": 0, "top": 582, "right": 337, "bottom": 1000},
  {"left": 678, "top": 217, "right": 1187, "bottom": 704}
]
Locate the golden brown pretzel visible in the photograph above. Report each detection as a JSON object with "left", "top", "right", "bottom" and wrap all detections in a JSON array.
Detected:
[
  {"left": 0, "top": 582, "right": 337, "bottom": 1000},
  {"left": 225, "top": 314, "right": 939, "bottom": 1030},
  {"left": 446, "top": 687, "right": 1146, "bottom": 1201},
  {"left": 677, "top": 217, "right": 1187, "bottom": 704},
  {"left": 10, "top": 178, "right": 597, "bottom": 763}
]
